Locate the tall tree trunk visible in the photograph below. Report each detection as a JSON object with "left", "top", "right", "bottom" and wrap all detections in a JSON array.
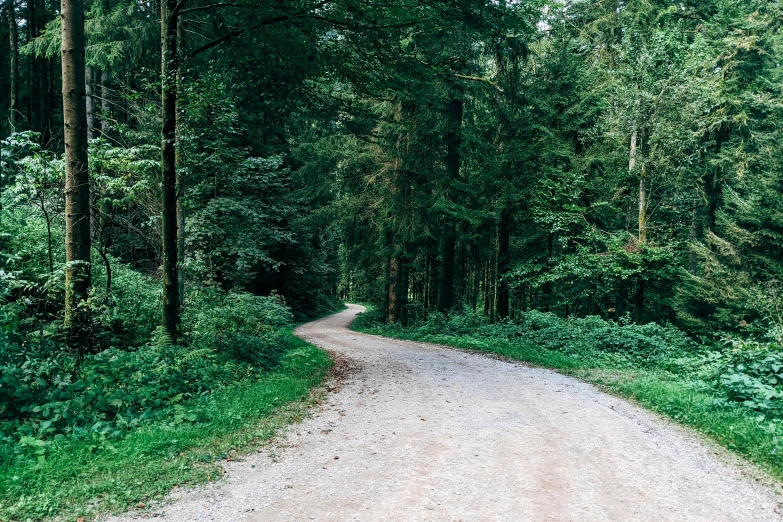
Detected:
[
  {"left": 437, "top": 97, "right": 463, "bottom": 313},
  {"left": 100, "top": 69, "right": 111, "bottom": 137},
  {"left": 85, "top": 66, "right": 94, "bottom": 139},
  {"left": 26, "top": 0, "right": 36, "bottom": 130},
  {"left": 425, "top": 251, "right": 437, "bottom": 313},
  {"left": 496, "top": 209, "right": 511, "bottom": 319},
  {"left": 61, "top": 0, "right": 91, "bottom": 352},
  {"left": 438, "top": 234, "right": 456, "bottom": 313},
  {"left": 32, "top": 0, "right": 50, "bottom": 141},
  {"left": 629, "top": 129, "right": 648, "bottom": 243},
  {"left": 706, "top": 130, "right": 723, "bottom": 233},
  {"left": 160, "top": 0, "right": 180, "bottom": 342},
  {"left": 638, "top": 165, "right": 648, "bottom": 243},
  {"left": 634, "top": 279, "right": 645, "bottom": 323},
  {"left": 387, "top": 257, "right": 399, "bottom": 322},
  {"left": 175, "top": 16, "right": 185, "bottom": 308},
  {"left": 7, "top": 0, "right": 18, "bottom": 128},
  {"left": 542, "top": 232, "right": 553, "bottom": 312}
]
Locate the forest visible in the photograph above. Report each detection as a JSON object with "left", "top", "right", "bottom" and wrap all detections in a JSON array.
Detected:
[{"left": 3, "top": 0, "right": 783, "bottom": 519}]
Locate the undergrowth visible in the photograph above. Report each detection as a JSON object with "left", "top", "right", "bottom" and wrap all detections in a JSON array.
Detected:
[
  {"left": 353, "top": 306, "right": 783, "bottom": 480},
  {"left": 0, "top": 332, "right": 331, "bottom": 522}
]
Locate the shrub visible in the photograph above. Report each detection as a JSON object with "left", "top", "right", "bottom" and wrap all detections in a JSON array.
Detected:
[{"left": 0, "top": 288, "right": 297, "bottom": 464}]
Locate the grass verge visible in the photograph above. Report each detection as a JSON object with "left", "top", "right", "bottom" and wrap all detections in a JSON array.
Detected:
[
  {"left": 0, "top": 330, "right": 331, "bottom": 522},
  {"left": 352, "top": 322, "right": 783, "bottom": 481}
]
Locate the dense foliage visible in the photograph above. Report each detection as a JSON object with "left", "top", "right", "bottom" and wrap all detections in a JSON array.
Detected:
[{"left": 356, "top": 307, "right": 783, "bottom": 420}]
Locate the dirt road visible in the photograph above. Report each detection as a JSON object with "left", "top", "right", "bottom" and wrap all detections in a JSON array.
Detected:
[{"left": 115, "top": 304, "right": 782, "bottom": 521}]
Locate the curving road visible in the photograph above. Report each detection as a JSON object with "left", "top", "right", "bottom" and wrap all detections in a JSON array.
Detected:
[{"left": 115, "top": 304, "right": 782, "bottom": 521}]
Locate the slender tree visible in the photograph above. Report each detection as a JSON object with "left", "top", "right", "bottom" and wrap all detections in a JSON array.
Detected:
[
  {"left": 61, "top": 0, "right": 91, "bottom": 351},
  {"left": 160, "top": 0, "right": 180, "bottom": 341},
  {"left": 6, "top": 0, "right": 18, "bottom": 128},
  {"left": 85, "top": 66, "right": 94, "bottom": 139}
]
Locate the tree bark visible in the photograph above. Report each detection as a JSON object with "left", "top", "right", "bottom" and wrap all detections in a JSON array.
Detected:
[
  {"left": 387, "top": 256, "right": 400, "bottom": 323},
  {"left": 7, "top": 0, "right": 18, "bottom": 128},
  {"left": 31, "top": 0, "right": 50, "bottom": 141},
  {"left": 629, "top": 129, "right": 648, "bottom": 243},
  {"left": 706, "top": 129, "right": 724, "bottom": 233},
  {"left": 437, "top": 97, "right": 463, "bottom": 313},
  {"left": 61, "top": 0, "right": 91, "bottom": 352},
  {"left": 438, "top": 234, "right": 456, "bottom": 313},
  {"left": 496, "top": 209, "right": 511, "bottom": 319},
  {"left": 161, "top": 0, "right": 180, "bottom": 342},
  {"left": 26, "top": 0, "right": 36, "bottom": 130},
  {"left": 175, "top": 16, "right": 185, "bottom": 308},
  {"left": 638, "top": 165, "right": 647, "bottom": 243},
  {"left": 85, "top": 66, "right": 94, "bottom": 139},
  {"left": 100, "top": 69, "right": 111, "bottom": 137}
]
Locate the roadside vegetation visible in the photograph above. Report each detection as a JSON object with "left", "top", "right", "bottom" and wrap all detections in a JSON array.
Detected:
[
  {"left": 0, "top": 328, "right": 331, "bottom": 521},
  {"left": 354, "top": 308, "right": 783, "bottom": 480}
]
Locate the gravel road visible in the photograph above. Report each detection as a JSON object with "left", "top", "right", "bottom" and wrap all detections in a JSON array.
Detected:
[{"left": 110, "top": 304, "right": 783, "bottom": 521}]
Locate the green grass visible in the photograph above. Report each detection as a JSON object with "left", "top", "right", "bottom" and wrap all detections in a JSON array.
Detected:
[
  {"left": 353, "top": 321, "right": 783, "bottom": 481},
  {"left": 0, "top": 330, "right": 331, "bottom": 522}
]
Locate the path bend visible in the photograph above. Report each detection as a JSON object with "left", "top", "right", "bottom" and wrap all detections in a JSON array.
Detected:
[{"left": 114, "top": 304, "right": 782, "bottom": 521}]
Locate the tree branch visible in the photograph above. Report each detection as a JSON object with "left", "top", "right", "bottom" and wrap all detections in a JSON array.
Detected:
[
  {"left": 452, "top": 73, "right": 500, "bottom": 90},
  {"left": 169, "top": 0, "right": 188, "bottom": 28},
  {"left": 180, "top": 3, "right": 246, "bottom": 14},
  {"left": 188, "top": 0, "right": 336, "bottom": 57}
]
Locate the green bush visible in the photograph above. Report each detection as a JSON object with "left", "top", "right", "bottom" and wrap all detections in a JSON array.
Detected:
[
  {"left": 0, "top": 289, "right": 297, "bottom": 466},
  {"left": 702, "top": 341, "right": 783, "bottom": 416},
  {"left": 357, "top": 307, "right": 783, "bottom": 419}
]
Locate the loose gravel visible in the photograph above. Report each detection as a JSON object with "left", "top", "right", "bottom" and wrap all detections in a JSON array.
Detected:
[{"left": 107, "top": 304, "right": 783, "bottom": 521}]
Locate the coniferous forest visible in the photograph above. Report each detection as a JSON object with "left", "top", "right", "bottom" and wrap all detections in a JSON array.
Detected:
[{"left": 4, "top": 0, "right": 783, "bottom": 519}]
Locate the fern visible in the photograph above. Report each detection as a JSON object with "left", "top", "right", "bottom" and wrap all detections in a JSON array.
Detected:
[{"left": 150, "top": 326, "right": 174, "bottom": 348}]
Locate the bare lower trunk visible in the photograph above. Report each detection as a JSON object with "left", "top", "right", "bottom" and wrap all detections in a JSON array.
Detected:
[
  {"left": 99, "top": 248, "right": 111, "bottom": 292},
  {"left": 437, "top": 98, "right": 463, "bottom": 313},
  {"left": 387, "top": 257, "right": 400, "bottom": 323},
  {"left": 161, "top": 0, "right": 180, "bottom": 342},
  {"left": 638, "top": 166, "right": 647, "bottom": 243},
  {"left": 175, "top": 16, "right": 185, "bottom": 307},
  {"left": 629, "top": 129, "right": 648, "bottom": 242},
  {"left": 496, "top": 209, "right": 511, "bottom": 319},
  {"left": 61, "top": 0, "right": 91, "bottom": 352},
  {"left": 85, "top": 66, "right": 94, "bottom": 139},
  {"left": 438, "top": 234, "right": 456, "bottom": 313},
  {"left": 7, "top": 0, "right": 19, "bottom": 127},
  {"left": 100, "top": 69, "right": 111, "bottom": 138}
]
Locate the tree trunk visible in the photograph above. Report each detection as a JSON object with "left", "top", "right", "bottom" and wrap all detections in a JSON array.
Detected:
[
  {"left": 438, "top": 234, "right": 455, "bottom": 313},
  {"left": 32, "top": 0, "right": 50, "bottom": 141},
  {"left": 437, "top": 97, "right": 463, "bottom": 313},
  {"left": 542, "top": 232, "right": 553, "bottom": 312},
  {"left": 61, "top": 0, "right": 91, "bottom": 352},
  {"left": 99, "top": 247, "right": 112, "bottom": 292},
  {"left": 388, "top": 257, "right": 398, "bottom": 322},
  {"left": 161, "top": 0, "right": 180, "bottom": 342},
  {"left": 26, "top": 0, "right": 36, "bottom": 131},
  {"left": 85, "top": 66, "right": 94, "bottom": 139},
  {"left": 399, "top": 256, "right": 409, "bottom": 325},
  {"left": 7, "top": 0, "right": 19, "bottom": 128},
  {"left": 638, "top": 165, "right": 647, "bottom": 243},
  {"left": 634, "top": 279, "right": 645, "bottom": 323},
  {"left": 629, "top": 129, "right": 648, "bottom": 243},
  {"left": 496, "top": 209, "right": 511, "bottom": 319},
  {"left": 100, "top": 69, "right": 111, "bottom": 137},
  {"left": 175, "top": 16, "right": 185, "bottom": 307}
]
